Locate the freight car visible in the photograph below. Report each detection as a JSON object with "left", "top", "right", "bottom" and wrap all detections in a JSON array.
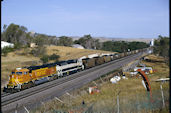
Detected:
[
  {"left": 120, "top": 53, "right": 125, "bottom": 58},
  {"left": 82, "top": 58, "right": 96, "bottom": 69},
  {"left": 100, "top": 54, "right": 112, "bottom": 63},
  {"left": 132, "top": 50, "right": 135, "bottom": 54},
  {"left": 124, "top": 52, "right": 128, "bottom": 57},
  {"left": 109, "top": 54, "right": 114, "bottom": 61},
  {"left": 94, "top": 56, "right": 105, "bottom": 65},
  {"left": 113, "top": 54, "right": 118, "bottom": 59},
  {"left": 103, "top": 55, "right": 111, "bottom": 62}
]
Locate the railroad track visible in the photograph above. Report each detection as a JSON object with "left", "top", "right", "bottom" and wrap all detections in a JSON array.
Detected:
[
  {"left": 1, "top": 92, "right": 11, "bottom": 98},
  {"left": 2, "top": 51, "right": 149, "bottom": 113}
]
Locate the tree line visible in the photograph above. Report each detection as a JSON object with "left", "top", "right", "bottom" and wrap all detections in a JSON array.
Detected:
[
  {"left": 1, "top": 23, "right": 150, "bottom": 58},
  {"left": 153, "top": 35, "right": 169, "bottom": 65}
]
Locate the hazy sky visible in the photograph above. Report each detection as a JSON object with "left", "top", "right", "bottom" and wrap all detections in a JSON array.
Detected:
[{"left": 1, "top": 0, "right": 169, "bottom": 38}]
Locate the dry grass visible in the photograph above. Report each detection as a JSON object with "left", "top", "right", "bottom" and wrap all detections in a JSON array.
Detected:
[
  {"left": 142, "top": 55, "right": 169, "bottom": 81},
  {"left": 31, "top": 54, "right": 169, "bottom": 113},
  {"left": 145, "top": 54, "right": 165, "bottom": 62},
  {"left": 46, "top": 45, "right": 115, "bottom": 60}
]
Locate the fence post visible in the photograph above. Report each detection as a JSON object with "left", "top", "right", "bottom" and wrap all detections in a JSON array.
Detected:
[
  {"left": 100, "top": 77, "right": 104, "bottom": 83},
  {"left": 117, "top": 91, "right": 121, "bottom": 113},
  {"left": 117, "top": 95, "right": 119, "bottom": 113},
  {"left": 160, "top": 84, "right": 165, "bottom": 108},
  {"left": 23, "top": 106, "right": 29, "bottom": 113},
  {"left": 15, "top": 104, "right": 18, "bottom": 113}
]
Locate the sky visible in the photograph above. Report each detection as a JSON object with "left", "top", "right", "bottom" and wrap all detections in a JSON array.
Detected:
[{"left": 1, "top": 0, "right": 169, "bottom": 38}]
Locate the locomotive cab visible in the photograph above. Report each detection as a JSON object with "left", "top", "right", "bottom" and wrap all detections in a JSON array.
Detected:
[{"left": 4, "top": 68, "right": 30, "bottom": 90}]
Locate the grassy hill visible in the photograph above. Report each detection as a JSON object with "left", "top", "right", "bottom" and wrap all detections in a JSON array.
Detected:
[
  {"left": 1, "top": 45, "right": 115, "bottom": 87},
  {"left": 46, "top": 45, "right": 115, "bottom": 60}
]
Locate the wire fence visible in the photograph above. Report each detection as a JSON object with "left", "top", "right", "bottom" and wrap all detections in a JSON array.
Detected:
[{"left": 47, "top": 88, "right": 169, "bottom": 113}]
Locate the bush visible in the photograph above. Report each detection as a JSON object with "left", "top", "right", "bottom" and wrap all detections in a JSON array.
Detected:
[
  {"left": 30, "top": 46, "right": 47, "bottom": 57},
  {"left": 49, "top": 54, "right": 60, "bottom": 61},
  {"left": 1, "top": 46, "right": 14, "bottom": 56},
  {"left": 40, "top": 55, "right": 49, "bottom": 64},
  {"left": 14, "top": 43, "right": 23, "bottom": 50}
]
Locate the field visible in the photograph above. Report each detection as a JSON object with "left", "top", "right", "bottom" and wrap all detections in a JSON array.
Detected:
[
  {"left": 1, "top": 46, "right": 114, "bottom": 87},
  {"left": 31, "top": 54, "right": 169, "bottom": 113}
]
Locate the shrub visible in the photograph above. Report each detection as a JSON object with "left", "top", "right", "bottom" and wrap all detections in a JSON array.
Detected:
[
  {"left": 1, "top": 46, "right": 14, "bottom": 56},
  {"left": 14, "top": 43, "right": 23, "bottom": 50},
  {"left": 30, "top": 46, "right": 47, "bottom": 57},
  {"left": 49, "top": 54, "right": 60, "bottom": 61},
  {"left": 40, "top": 55, "right": 49, "bottom": 64}
]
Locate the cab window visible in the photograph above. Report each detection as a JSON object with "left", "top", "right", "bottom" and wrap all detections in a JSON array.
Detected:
[
  {"left": 16, "top": 72, "right": 22, "bottom": 75},
  {"left": 12, "top": 72, "right": 15, "bottom": 74},
  {"left": 24, "top": 72, "right": 28, "bottom": 75}
]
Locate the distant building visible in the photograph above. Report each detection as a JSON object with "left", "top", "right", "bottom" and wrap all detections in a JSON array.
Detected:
[
  {"left": 1, "top": 41, "right": 14, "bottom": 49},
  {"left": 30, "top": 43, "right": 37, "bottom": 48},
  {"left": 72, "top": 44, "right": 84, "bottom": 49},
  {"left": 150, "top": 39, "right": 154, "bottom": 46}
]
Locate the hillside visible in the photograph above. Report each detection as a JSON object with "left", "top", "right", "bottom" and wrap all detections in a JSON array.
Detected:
[
  {"left": 1, "top": 46, "right": 115, "bottom": 87},
  {"left": 46, "top": 45, "right": 115, "bottom": 60}
]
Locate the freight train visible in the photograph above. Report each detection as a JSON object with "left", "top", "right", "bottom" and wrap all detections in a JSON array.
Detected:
[{"left": 3, "top": 48, "right": 149, "bottom": 93}]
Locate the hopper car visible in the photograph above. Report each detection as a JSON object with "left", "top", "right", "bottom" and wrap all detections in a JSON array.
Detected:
[
  {"left": 103, "top": 55, "right": 112, "bottom": 63},
  {"left": 82, "top": 58, "right": 96, "bottom": 69},
  {"left": 94, "top": 56, "right": 105, "bottom": 65}
]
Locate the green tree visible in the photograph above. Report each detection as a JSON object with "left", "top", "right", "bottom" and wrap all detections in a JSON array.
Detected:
[
  {"left": 2, "top": 23, "right": 28, "bottom": 46},
  {"left": 26, "top": 33, "right": 33, "bottom": 46},
  {"left": 102, "top": 41, "right": 149, "bottom": 53},
  {"left": 1, "top": 46, "right": 14, "bottom": 56},
  {"left": 94, "top": 39, "right": 101, "bottom": 50},
  {"left": 75, "top": 34, "right": 99, "bottom": 49},
  {"left": 58, "top": 36, "right": 73, "bottom": 46},
  {"left": 34, "top": 34, "right": 47, "bottom": 47},
  {"left": 102, "top": 41, "right": 114, "bottom": 51},
  {"left": 49, "top": 54, "right": 60, "bottom": 61},
  {"left": 128, "top": 41, "right": 149, "bottom": 51},
  {"left": 154, "top": 35, "right": 169, "bottom": 62},
  {"left": 40, "top": 55, "right": 49, "bottom": 64},
  {"left": 30, "top": 46, "right": 47, "bottom": 57}
]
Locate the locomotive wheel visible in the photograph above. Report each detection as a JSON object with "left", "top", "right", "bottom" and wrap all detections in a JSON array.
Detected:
[
  {"left": 66, "top": 72, "right": 69, "bottom": 76},
  {"left": 49, "top": 76, "right": 54, "bottom": 81},
  {"left": 53, "top": 76, "right": 58, "bottom": 80},
  {"left": 11, "top": 89, "right": 17, "bottom": 93},
  {"left": 25, "top": 83, "right": 29, "bottom": 89},
  {"left": 27, "top": 82, "right": 33, "bottom": 88},
  {"left": 31, "top": 81, "right": 35, "bottom": 87},
  {"left": 21, "top": 84, "right": 27, "bottom": 90}
]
